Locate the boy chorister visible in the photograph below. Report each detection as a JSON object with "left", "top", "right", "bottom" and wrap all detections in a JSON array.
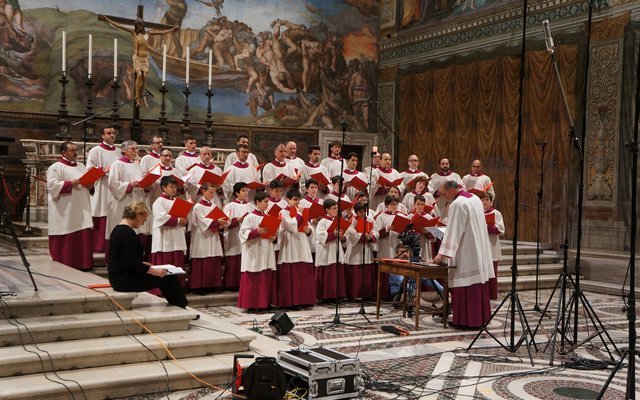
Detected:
[
  {"left": 315, "top": 199, "right": 347, "bottom": 300},
  {"left": 267, "top": 180, "right": 288, "bottom": 255},
  {"left": 375, "top": 186, "right": 408, "bottom": 216},
  {"left": 190, "top": 182, "right": 229, "bottom": 293},
  {"left": 223, "top": 182, "right": 255, "bottom": 290},
  {"left": 150, "top": 176, "right": 188, "bottom": 270},
  {"left": 238, "top": 191, "right": 277, "bottom": 310},
  {"left": 403, "top": 176, "right": 435, "bottom": 212},
  {"left": 344, "top": 202, "right": 376, "bottom": 299},
  {"left": 327, "top": 175, "right": 353, "bottom": 219},
  {"left": 300, "top": 179, "right": 322, "bottom": 257},
  {"left": 373, "top": 195, "right": 402, "bottom": 298},
  {"left": 480, "top": 192, "right": 505, "bottom": 300},
  {"left": 276, "top": 189, "right": 317, "bottom": 308}
]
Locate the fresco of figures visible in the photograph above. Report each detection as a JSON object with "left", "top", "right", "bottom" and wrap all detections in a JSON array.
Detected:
[{"left": 0, "top": 0, "right": 379, "bottom": 132}]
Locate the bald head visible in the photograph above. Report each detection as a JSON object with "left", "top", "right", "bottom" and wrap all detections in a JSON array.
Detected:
[
  {"left": 381, "top": 153, "right": 392, "bottom": 168},
  {"left": 274, "top": 144, "right": 286, "bottom": 161},
  {"left": 286, "top": 141, "right": 297, "bottom": 157}
]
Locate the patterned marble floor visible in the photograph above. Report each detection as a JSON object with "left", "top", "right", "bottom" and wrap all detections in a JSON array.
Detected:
[{"left": 118, "top": 289, "right": 638, "bottom": 399}]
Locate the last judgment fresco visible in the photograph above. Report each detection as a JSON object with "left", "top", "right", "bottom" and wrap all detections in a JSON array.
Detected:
[{"left": 0, "top": 0, "right": 379, "bottom": 131}]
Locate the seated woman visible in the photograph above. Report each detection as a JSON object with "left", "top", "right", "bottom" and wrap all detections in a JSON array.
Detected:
[{"left": 108, "top": 200, "right": 188, "bottom": 308}]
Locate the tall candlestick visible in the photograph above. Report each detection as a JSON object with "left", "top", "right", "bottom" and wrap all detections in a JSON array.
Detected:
[
  {"left": 162, "top": 44, "right": 167, "bottom": 84},
  {"left": 208, "top": 49, "right": 212, "bottom": 88},
  {"left": 113, "top": 38, "right": 118, "bottom": 79},
  {"left": 88, "top": 34, "right": 92, "bottom": 77},
  {"left": 62, "top": 31, "right": 66, "bottom": 74},
  {"left": 185, "top": 47, "right": 190, "bottom": 85}
]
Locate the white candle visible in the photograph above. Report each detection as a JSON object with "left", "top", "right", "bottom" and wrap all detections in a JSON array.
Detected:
[
  {"left": 113, "top": 38, "right": 118, "bottom": 79},
  {"left": 88, "top": 34, "right": 92, "bottom": 77},
  {"left": 162, "top": 44, "right": 167, "bottom": 85},
  {"left": 208, "top": 49, "right": 212, "bottom": 88},
  {"left": 62, "top": 31, "right": 66, "bottom": 74},
  {"left": 185, "top": 47, "right": 190, "bottom": 85}
]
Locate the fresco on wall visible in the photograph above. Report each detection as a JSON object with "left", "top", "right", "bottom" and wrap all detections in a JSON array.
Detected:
[
  {"left": 0, "top": 0, "right": 379, "bottom": 132},
  {"left": 400, "top": 0, "right": 509, "bottom": 28}
]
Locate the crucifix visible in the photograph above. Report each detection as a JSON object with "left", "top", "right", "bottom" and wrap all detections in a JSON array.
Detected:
[{"left": 99, "top": 5, "right": 179, "bottom": 142}]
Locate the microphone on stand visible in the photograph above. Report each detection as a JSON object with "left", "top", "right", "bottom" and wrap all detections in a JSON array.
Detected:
[
  {"left": 542, "top": 20, "right": 555, "bottom": 54},
  {"left": 362, "top": 101, "right": 377, "bottom": 107}
]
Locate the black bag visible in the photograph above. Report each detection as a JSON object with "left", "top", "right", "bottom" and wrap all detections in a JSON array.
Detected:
[{"left": 243, "top": 357, "right": 288, "bottom": 400}]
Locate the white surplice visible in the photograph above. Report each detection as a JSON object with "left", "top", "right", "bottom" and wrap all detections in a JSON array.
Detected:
[
  {"left": 189, "top": 199, "right": 224, "bottom": 259},
  {"left": 151, "top": 195, "right": 187, "bottom": 253},
  {"left": 46, "top": 160, "right": 93, "bottom": 235},
  {"left": 438, "top": 191, "right": 494, "bottom": 288},
  {"left": 239, "top": 210, "right": 277, "bottom": 273},
  {"left": 106, "top": 158, "right": 149, "bottom": 238},
  {"left": 85, "top": 143, "right": 120, "bottom": 218}
]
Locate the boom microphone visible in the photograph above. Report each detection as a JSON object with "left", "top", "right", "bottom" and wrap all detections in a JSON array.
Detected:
[
  {"left": 144, "top": 89, "right": 154, "bottom": 98},
  {"left": 542, "top": 20, "right": 555, "bottom": 54}
]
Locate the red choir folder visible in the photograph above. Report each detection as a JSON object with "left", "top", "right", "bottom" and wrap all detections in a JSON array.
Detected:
[
  {"left": 289, "top": 207, "right": 298, "bottom": 218},
  {"left": 485, "top": 213, "right": 496, "bottom": 225},
  {"left": 350, "top": 176, "right": 369, "bottom": 192},
  {"left": 328, "top": 217, "right": 352, "bottom": 233},
  {"left": 246, "top": 181, "right": 266, "bottom": 190},
  {"left": 199, "top": 170, "right": 229, "bottom": 186},
  {"left": 307, "top": 202, "right": 325, "bottom": 220},
  {"left": 338, "top": 198, "right": 353, "bottom": 210},
  {"left": 274, "top": 173, "right": 296, "bottom": 187},
  {"left": 79, "top": 167, "right": 105, "bottom": 187},
  {"left": 256, "top": 163, "right": 266, "bottom": 172},
  {"left": 206, "top": 207, "right": 229, "bottom": 221},
  {"left": 170, "top": 173, "right": 186, "bottom": 186},
  {"left": 390, "top": 213, "right": 412, "bottom": 233},
  {"left": 421, "top": 204, "right": 434, "bottom": 214},
  {"left": 356, "top": 218, "right": 373, "bottom": 234},
  {"left": 377, "top": 176, "right": 404, "bottom": 188},
  {"left": 168, "top": 197, "right": 194, "bottom": 218},
  {"left": 411, "top": 213, "right": 433, "bottom": 233},
  {"left": 310, "top": 172, "right": 330, "bottom": 186},
  {"left": 138, "top": 165, "right": 162, "bottom": 188},
  {"left": 186, "top": 163, "right": 199, "bottom": 171},
  {"left": 259, "top": 214, "right": 281, "bottom": 238},
  {"left": 469, "top": 188, "right": 485, "bottom": 197},
  {"left": 298, "top": 208, "right": 310, "bottom": 232},
  {"left": 267, "top": 203, "right": 282, "bottom": 217}
]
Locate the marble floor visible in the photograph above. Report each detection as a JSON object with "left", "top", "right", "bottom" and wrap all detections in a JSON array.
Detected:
[
  {"left": 0, "top": 243, "right": 638, "bottom": 399},
  {"left": 117, "top": 289, "right": 638, "bottom": 400}
]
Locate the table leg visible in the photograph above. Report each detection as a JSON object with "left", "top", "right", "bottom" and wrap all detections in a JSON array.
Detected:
[
  {"left": 443, "top": 282, "right": 449, "bottom": 329},
  {"left": 415, "top": 274, "right": 420, "bottom": 331}
]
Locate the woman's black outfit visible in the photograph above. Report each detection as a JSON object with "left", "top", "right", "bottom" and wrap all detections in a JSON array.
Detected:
[{"left": 108, "top": 224, "right": 188, "bottom": 308}]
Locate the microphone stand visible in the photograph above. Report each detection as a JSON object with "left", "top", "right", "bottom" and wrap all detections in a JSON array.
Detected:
[
  {"left": 531, "top": 15, "right": 619, "bottom": 364},
  {"left": 467, "top": 0, "right": 536, "bottom": 366},
  {"left": 320, "top": 122, "right": 361, "bottom": 332},
  {"left": 72, "top": 91, "right": 152, "bottom": 127},
  {"left": 348, "top": 149, "right": 377, "bottom": 322},
  {"left": 533, "top": 142, "right": 547, "bottom": 313},
  {"left": 596, "top": 25, "right": 640, "bottom": 400}
]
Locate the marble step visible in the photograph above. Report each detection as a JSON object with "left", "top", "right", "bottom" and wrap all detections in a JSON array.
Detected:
[
  {"left": 580, "top": 280, "right": 640, "bottom": 297},
  {"left": 497, "top": 263, "right": 563, "bottom": 277},
  {"left": 0, "top": 233, "right": 48, "bottom": 249},
  {"left": 0, "top": 353, "right": 242, "bottom": 400},
  {"left": 500, "top": 252, "right": 559, "bottom": 265},
  {"left": 1, "top": 290, "right": 137, "bottom": 318},
  {"left": 0, "top": 323, "right": 254, "bottom": 378},
  {"left": 497, "top": 275, "right": 564, "bottom": 291},
  {"left": 0, "top": 305, "right": 197, "bottom": 346},
  {"left": 186, "top": 291, "right": 239, "bottom": 308}
]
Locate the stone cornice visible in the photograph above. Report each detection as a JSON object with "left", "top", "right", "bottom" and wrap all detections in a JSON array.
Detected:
[{"left": 378, "top": 0, "right": 637, "bottom": 67}]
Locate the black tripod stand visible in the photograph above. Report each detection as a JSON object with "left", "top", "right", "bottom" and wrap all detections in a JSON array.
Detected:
[
  {"left": 348, "top": 148, "right": 378, "bottom": 323},
  {"left": 531, "top": 18, "right": 619, "bottom": 365},
  {"left": 533, "top": 142, "right": 547, "bottom": 313},
  {"left": 467, "top": 0, "right": 537, "bottom": 366},
  {"left": 596, "top": 27, "right": 640, "bottom": 400},
  {"left": 320, "top": 122, "right": 361, "bottom": 333},
  {"left": 0, "top": 179, "right": 38, "bottom": 292}
]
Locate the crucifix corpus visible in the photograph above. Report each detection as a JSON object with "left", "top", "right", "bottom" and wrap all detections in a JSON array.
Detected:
[{"left": 99, "top": 5, "right": 179, "bottom": 107}]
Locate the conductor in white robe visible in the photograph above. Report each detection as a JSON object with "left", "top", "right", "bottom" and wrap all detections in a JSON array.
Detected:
[{"left": 433, "top": 180, "right": 494, "bottom": 329}]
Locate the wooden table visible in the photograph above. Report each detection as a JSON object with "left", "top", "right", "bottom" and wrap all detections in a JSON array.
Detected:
[{"left": 375, "top": 259, "right": 452, "bottom": 329}]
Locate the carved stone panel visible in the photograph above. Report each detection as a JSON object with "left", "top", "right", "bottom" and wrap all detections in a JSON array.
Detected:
[
  {"left": 377, "top": 82, "right": 396, "bottom": 156},
  {"left": 585, "top": 40, "right": 622, "bottom": 204},
  {"left": 380, "top": 0, "right": 396, "bottom": 30}
]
